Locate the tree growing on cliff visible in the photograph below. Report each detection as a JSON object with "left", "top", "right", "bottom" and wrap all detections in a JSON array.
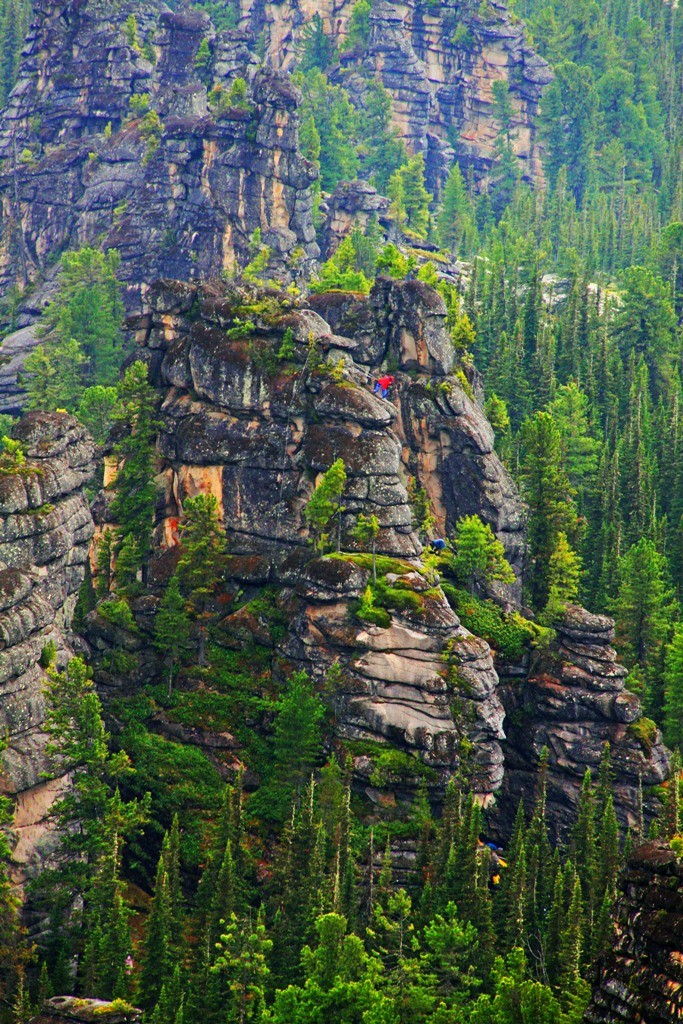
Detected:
[
  {"left": 176, "top": 492, "right": 228, "bottom": 664},
  {"left": 310, "top": 237, "right": 371, "bottom": 295},
  {"left": 387, "top": 154, "right": 432, "bottom": 240},
  {"left": 39, "top": 657, "right": 148, "bottom": 985},
  {"left": 450, "top": 514, "right": 515, "bottom": 594},
  {"left": 296, "top": 69, "right": 359, "bottom": 191},
  {"left": 38, "top": 247, "right": 127, "bottom": 389},
  {"left": 357, "top": 79, "right": 407, "bottom": 192},
  {"left": 542, "top": 532, "right": 582, "bottom": 623},
  {"left": 253, "top": 672, "right": 325, "bottom": 824},
  {"left": 304, "top": 458, "right": 347, "bottom": 554},
  {"left": 351, "top": 513, "right": 380, "bottom": 583},
  {"left": 42, "top": 656, "right": 148, "bottom": 886},
  {"left": 78, "top": 385, "right": 118, "bottom": 446},
  {"left": 110, "top": 361, "right": 159, "bottom": 574},
  {"left": 154, "top": 575, "right": 191, "bottom": 695}
]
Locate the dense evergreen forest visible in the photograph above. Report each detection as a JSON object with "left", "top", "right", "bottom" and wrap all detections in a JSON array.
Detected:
[{"left": 0, "top": 0, "right": 682, "bottom": 1022}]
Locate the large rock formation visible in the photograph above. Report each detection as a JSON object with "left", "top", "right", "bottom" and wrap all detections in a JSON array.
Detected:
[
  {"left": 494, "top": 606, "right": 669, "bottom": 841},
  {"left": 0, "top": 0, "right": 552, "bottom": 410},
  {"left": 239, "top": 0, "right": 552, "bottom": 192},
  {"left": 112, "top": 275, "right": 663, "bottom": 822},
  {"left": 118, "top": 274, "right": 528, "bottom": 800},
  {"left": 0, "top": 413, "right": 96, "bottom": 880},
  {"left": 585, "top": 841, "right": 683, "bottom": 1024},
  {"left": 0, "top": 0, "right": 318, "bottom": 410}
]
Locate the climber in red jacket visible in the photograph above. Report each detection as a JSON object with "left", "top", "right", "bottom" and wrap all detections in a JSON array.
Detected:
[{"left": 374, "top": 375, "right": 395, "bottom": 399}]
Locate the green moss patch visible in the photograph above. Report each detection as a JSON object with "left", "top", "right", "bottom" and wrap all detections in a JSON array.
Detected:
[
  {"left": 442, "top": 585, "right": 548, "bottom": 660},
  {"left": 628, "top": 717, "right": 658, "bottom": 755}
]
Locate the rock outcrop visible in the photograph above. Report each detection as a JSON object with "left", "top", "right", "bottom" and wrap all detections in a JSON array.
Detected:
[
  {"left": 0, "top": 0, "right": 318, "bottom": 410},
  {"left": 0, "top": 412, "right": 96, "bottom": 879},
  {"left": 30, "top": 997, "right": 142, "bottom": 1024},
  {"left": 494, "top": 606, "right": 669, "bottom": 841},
  {"left": 320, "top": 181, "right": 392, "bottom": 260},
  {"left": 119, "top": 274, "right": 525, "bottom": 800},
  {"left": 239, "top": 0, "right": 552, "bottom": 193},
  {"left": 585, "top": 841, "right": 683, "bottom": 1024}
]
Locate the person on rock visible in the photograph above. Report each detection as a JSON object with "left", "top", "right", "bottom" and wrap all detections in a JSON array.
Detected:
[{"left": 374, "top": 374, "right": 395, "bottom": 399}]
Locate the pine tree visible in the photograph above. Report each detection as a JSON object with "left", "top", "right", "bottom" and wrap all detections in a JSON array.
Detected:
[
  {"left": 80, "top": 791, "right": 134, "bottom": 1000},
  {"left": 0, "top": 739, "right": 29, "bottom": 1015},
  {"left": 176, "top": 492, "right": 228, "bottom": 664},
  {"left": 664, "top": 625, "right": 683, "bottom": 748},
  {"left": 611, "top": 537, "right": 676, "bottom": 713},
  {"left": 543, "top": 531, "right": 582, "bottom": 621},
  {"left": 257, "top": 672, "right": 324, "bottom": 822},
  {"left": 351, "top": 513, "right": 380, "bottom": 583},
  {"left": 94, "top": 528, "right": 115, "bottom": 599},
  {"left": 43, "top": 657, "right": 147, "bottom": 891},
  {"left": 212, "top": 909, "right": 272, "bottom": 1024},
  {"left": 558, "top": 876, "right": 583, "bottom": 992},
  {"left": 39, "top": 247, "right": 127, "bottom": 386},
  {"left": 438, "top": 162, "right": 476, "bottom": 254},
  {"left": 110, "top": 361, "right": 158, "bottom": 569},
  {"left": 596, "top": 794, "right": 620, "bottom": 901},
  {"left": 570, "top": 770, "right": 597, "bottom": 920},
  {"left": 112, "top": 533, "right": 142, "bottom": 598},
  {"left": 520, "top": 411, "right": 579, "bottom": 609},
  {"left": 138, "top": 843, "right": 173, "bottom": 1011},
  {"left": 387, "top": 154, "right": 432, "bottom": 240},
  {"left": 304, "top": 458, "right": 347, "bottom": 554},
  {"left": 153, "top": 575, "right": 191, "bottom": 695},
  {"left": 450, "top": 513, "right": 515, "bottom": 593}
]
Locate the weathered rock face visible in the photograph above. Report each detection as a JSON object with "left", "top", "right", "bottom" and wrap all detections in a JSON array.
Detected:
[
  {"left": 123, "top": 275, "right": 524, "bottom": 800},
  {"left": 239, "top": 0, "right": 552, "bottom": 193},
  {"left": 0, "top": 413, "right": 96, "bottom": 879},
  {"left": 320, "top": 181, "right": 393, "bottom": 260},
  {"left": 309, "top": 277, "right": 526, "bottom": 590},
  {"left": 585, "top": 841, "right": 683, "bottom": 1024},
  {"left": 493, "top": 606, "right": 669, "bottom": 842},
  {"left": 0, "top": 0, "right": 318, "bottom": 410}
]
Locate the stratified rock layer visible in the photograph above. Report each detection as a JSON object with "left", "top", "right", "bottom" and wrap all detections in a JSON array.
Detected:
[
  {"left": 0, "top": 0, "right": 318, "bottom": 410},
  {"left": 126, "top": 275, "right": 524, "bottom": 799},
  {"left": 240, "top": 0, "right": 552, "bottom": 192},
  {"left": 494, "top": 606, "right": 669, "bottom": 841},
  {"left": 585, "top": 842, "right": 683, "bottom": 1024},
  {"left": 0, "top": 413, "right": 96, "bottom": 878}
]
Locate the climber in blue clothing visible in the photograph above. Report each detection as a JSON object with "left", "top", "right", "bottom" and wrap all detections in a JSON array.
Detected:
[{"left": 430, "top": 538, "right": 446, "bottom": 552}]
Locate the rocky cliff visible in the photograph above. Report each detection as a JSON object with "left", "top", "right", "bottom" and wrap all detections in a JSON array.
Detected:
[
  {"left": 94, "top": 274, "right": 664, "bottom": 830},
  {"left": 0, "top": 413, "right": 96, "bottom": 881},
  {"left": 493, "top": 606, "right": 669, "bottom": 841},
  {"left": 584, "top": 841, "right": 683, "bottom": 1024},
  {"left": 239, "top": 0, "right": 552, "bottom": 193},
  {"left": 0, "top": 0, "right": 318, "bottom": 410},
  {"left": 0, "top": 0, "right": 551, "bottom": 410},
  {"left": 120, "top": 274, "right": 521, "bottom": 802}
]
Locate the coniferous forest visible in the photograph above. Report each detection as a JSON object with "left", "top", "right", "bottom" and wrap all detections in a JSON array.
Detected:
[{"left": 0, "top": 0, "right": 682, "bottom": 1022}]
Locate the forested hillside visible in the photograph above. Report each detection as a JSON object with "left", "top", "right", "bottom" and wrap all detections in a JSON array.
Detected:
[{"left": 0, "top": 0, "right": 681, "bottom": 1023}]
